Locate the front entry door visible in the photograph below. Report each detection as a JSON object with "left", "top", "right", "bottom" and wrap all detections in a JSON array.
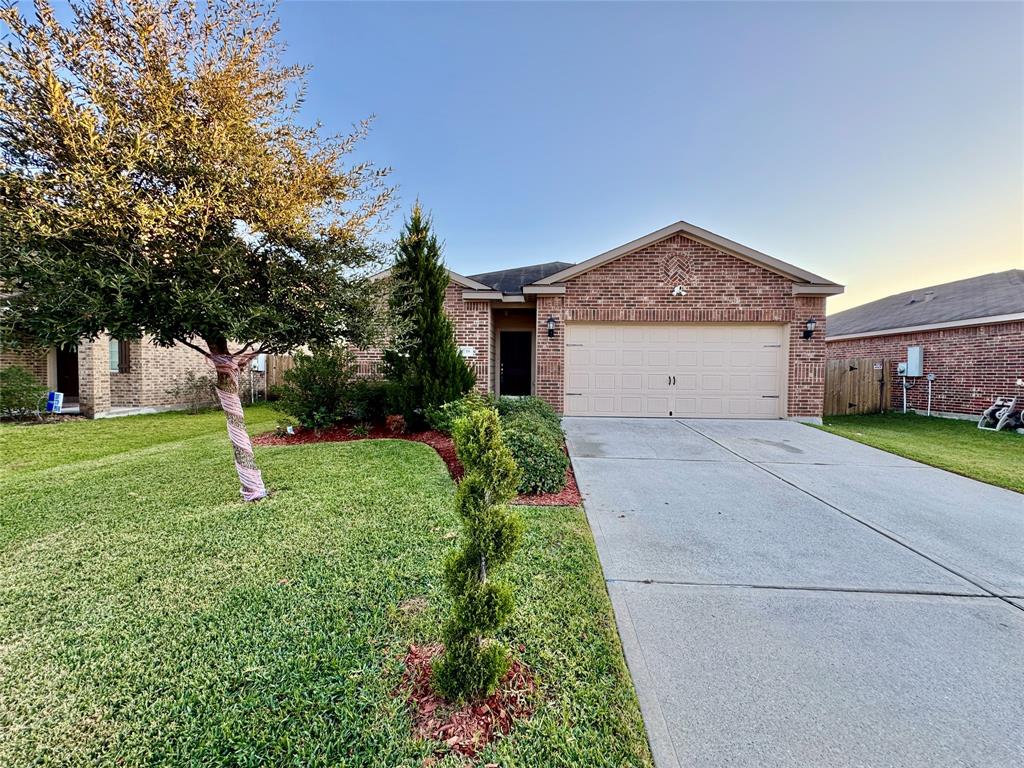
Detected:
[
  {"left": 499, "top": 331, "right": 532, "bottom": 396},
  {"left": 56, "top": 347, "right": 79, "bottom": 397}
]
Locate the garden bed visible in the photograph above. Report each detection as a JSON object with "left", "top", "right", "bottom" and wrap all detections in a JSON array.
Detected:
[{"left": 254, "top": 424, "right": 582, "bottom": 506}]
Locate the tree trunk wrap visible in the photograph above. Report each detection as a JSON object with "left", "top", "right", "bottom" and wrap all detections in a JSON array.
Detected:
[{"left": 209, "top": 353, "right": 267, "bottom": 501}]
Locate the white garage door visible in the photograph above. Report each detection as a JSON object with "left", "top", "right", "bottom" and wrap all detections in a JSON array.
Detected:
[{"left": 564, "top": 323, "right": 786, "bottom": 418}]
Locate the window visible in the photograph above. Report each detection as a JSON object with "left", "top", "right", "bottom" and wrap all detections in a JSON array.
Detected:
[{"left": 109, "top": 339, "right": 131, "bottom": 373}]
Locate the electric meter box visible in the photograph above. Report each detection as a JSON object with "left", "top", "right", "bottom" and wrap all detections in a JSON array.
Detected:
[{"left": 903, "top": 346, "right": 923, "bottom": 377}]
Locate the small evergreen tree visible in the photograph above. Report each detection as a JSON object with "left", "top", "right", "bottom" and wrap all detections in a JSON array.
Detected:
[
  {"left": 383, "top": 205, "right": 474, "bottom": 429},
  {"left": 433, "top": 407, "right": 524, "bottom": 701}
]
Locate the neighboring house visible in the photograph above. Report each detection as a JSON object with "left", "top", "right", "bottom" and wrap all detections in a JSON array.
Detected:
[
  {"left": 358, "top": 220, "right": 844, "bottom": 421},
  {"left": 825, "top": 270, "right": 1024, "bottom": 418},
  {"left": 0, "top": 335, "right": 250, "bottom": 417}
]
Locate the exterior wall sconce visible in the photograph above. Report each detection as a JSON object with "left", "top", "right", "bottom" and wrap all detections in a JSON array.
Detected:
[
  {"left": 802, "top": 317, "right": 817, "bottom": 340},
  {"left": 546, "top": 315, "right": 557, "bottom": 338}
]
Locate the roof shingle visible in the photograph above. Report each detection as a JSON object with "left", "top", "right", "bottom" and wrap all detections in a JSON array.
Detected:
[
  {"left": 827, "top": 270, "right": 1024, "bottom": 337},
  {"left": 469, "top": 261, "right": 574, "bottom": 294}
]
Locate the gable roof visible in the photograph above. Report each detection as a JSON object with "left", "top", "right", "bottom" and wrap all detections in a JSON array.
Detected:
[
  {"left": 369, "top": 266, "right": 493, "bottom": 291},
  {"left": 530, "top": 220, "right": 843, "bottom": 293},
  {"left": 827, "top": 270, "right": 1024, "bottom": 338},
  {"left": 469, "top": 261, "right": 574, "bottom": 295}
]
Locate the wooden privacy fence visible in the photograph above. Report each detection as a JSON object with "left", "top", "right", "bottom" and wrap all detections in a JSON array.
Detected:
[
  {"left": 824, "top": 357, "right": 891, "bottom": 416},
  {"left": 265, "top": 354, "right": 294, "bottom": 390}
]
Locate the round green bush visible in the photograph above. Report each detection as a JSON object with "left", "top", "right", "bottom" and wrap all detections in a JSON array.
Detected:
[{"left": 503, "top": 416, "right": 568, "bottom": 494}]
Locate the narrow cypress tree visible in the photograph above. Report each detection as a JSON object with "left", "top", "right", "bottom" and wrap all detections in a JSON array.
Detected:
[
  {"left": 383, "top": 204, "right": 475, "bottom": 428},
  {"left": 433, "top": 407, "right": 523, "bottom": 701}
]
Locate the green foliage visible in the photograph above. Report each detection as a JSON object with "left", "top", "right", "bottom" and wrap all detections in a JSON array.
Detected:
[
  {"left": 0, "top": 0, "right": 392, "bottom": 358},
  {"left": 383, "top": 205, "right": 475, "bottom": 429},
  {"left": 503, "top": 416, "right": 570, "bottom": 494},
  {"left": 348, "top": 379, "right": 399, "bottom": 423},
  {"left": 425, "top": 391, "right": 495, "bottom": 434},
  {"left": 0, "top": 365, "right": 46, "bottom": 419},
  {"left": 275, "top": 346, "right": 357, "bottom": 429},
  {"left": 494, "top": 396, "right": 561, "bottom": 431},
  {"left": 0, "top": 408, "right": 653, "bottom": 765},
  {"left": 433, "top": 408, "right": 524, "bottom": 701},
  {"left": 165, "top": 370, "right": 217, "bottom": 414}
]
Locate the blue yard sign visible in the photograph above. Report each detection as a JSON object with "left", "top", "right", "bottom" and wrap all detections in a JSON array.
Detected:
[{"left": 46, "top": 391, "right": 64, "bottom": 414}]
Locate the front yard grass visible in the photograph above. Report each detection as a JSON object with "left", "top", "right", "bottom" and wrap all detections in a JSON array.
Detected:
[
  {"left": 0, "top": 409, "right": 652, "bottom": 767},
  {"left": 818, "top": 412, "right": 1023, "bottom": 494}
]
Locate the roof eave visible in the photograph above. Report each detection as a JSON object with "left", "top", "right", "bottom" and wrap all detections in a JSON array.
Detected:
[
  {"left": 371, "top": 267, "right": 493, "bottom": 291},
  {"left": 531, "top": 220, "right": 842, "bottom": 288},
  {"left": 826, "top": 312, "right": 1024, "bottom": 341}
]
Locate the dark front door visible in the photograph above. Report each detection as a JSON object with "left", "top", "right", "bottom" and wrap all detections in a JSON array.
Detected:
[
  {"left": 499, "top": 331, "right": 532, "bottom": 396},
  {"left": 56, "top": 348, "right": 79, "bottom": 397}
]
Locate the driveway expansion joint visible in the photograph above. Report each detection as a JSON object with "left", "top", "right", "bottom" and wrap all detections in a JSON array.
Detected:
[
  {"left": 676, "top": 420, "right": 1023, "bottom": 612},
  {"left": 605, "top": 578, "right": 1006, "bottom": 599}
]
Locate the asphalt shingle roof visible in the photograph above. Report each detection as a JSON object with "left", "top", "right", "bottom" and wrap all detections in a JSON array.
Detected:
[
  {"left": 469, "top": 261, "right": 574, "bottom": 294},
  {"left": 827, "top": 270, "right": 1024, "bottom": 337}
]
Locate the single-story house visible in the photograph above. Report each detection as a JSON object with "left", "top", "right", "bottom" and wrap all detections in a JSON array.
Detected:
[
  {"left": 358, "top": 220, "right": 844, "bottom": 421},
  {"left": 825, "top": 270, "right": 1024, "bottom": 418},
  {"left": 0, "top": 335, "right": 263, "bottom": 417}
]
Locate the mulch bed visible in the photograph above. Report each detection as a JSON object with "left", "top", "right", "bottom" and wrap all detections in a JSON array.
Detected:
[
  {"left": 399, "top": 642, "right": 536, "bottom": 758},
  {"left": 253, "top": 424, "right": 582, "bottom": 507}
]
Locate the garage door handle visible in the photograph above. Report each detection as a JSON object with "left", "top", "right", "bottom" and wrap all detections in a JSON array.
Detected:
[{"left": 762, "top": 395, "right": 780, "bottom": 399}]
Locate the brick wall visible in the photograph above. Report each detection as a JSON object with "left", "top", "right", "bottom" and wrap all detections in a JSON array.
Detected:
[
  {"left": 537, "top": 233, "right": 828, "bottom": 417},
  {"left": 826, "top": 320, "right": 1024, "bottom": 416},
  {"left": 0, "top": 347, "right": 48, "bottom": 384},
  {"left": 353, "top": 281, "right": 492, "bottom": 394}
]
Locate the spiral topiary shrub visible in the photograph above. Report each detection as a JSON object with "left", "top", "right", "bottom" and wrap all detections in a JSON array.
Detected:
[{"left": 433, "top": 407, "right": 524, "bottom": 701}]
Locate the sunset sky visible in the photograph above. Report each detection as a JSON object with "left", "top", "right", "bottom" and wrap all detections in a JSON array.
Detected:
[{"left": 274, "top": 0, "right": 1022, "bottom": 313}]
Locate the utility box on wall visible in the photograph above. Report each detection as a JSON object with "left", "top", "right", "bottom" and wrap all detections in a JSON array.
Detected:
[{"left": 899, "top": 345, "right": 923, "bottom": 377}]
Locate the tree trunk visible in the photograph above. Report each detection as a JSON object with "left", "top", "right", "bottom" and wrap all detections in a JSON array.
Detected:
[{"left": 206, "top": 340, "right": 268, "bottom": 501}]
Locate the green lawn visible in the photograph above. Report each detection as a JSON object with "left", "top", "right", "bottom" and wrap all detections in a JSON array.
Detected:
[
  {"left": 818, "top": 412, "right": 1024, "bottom": 494},
  {"left": 0, "top": 409, "right": 652, "bottom": 767}
]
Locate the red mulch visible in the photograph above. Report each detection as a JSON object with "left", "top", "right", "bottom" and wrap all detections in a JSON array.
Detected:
[
  {"left": 400, "top": 643, "right": 536, "bottom": 757},
  {"left": 253, "top": 424, "right": 582, "bottom": 506}
]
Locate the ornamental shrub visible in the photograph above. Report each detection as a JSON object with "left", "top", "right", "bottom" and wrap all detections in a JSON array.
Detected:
[
  {"left": 383, "top": 205, "right": 475, "bottom": 428},
  {"left": 433, "top": 408, "right": 524, "bottom": 701},
  {"left": 503, "top": 416, "right": 569, "bottom": 494},
  {"left": 425, "top": 391, "right": 494, "bottom": 434},
  {"left": 0, "top": 364, "right": 46, "bottom": 419},
  {"left": 276, "top": 346, "right": 357, "bottom": 429},
  {"left": 494, "top": 396, "right": 560, "bottom": 432},
  {"left": 348, "top": 379, "right": 398, "bottom": 422},
  {"left": 165, "top": 369, "right": 217, "bottom": 414}
]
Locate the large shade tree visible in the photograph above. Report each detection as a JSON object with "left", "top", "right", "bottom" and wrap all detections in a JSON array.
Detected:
[{"left": 0, "top": 0, "right": 392, "bottom": 499}]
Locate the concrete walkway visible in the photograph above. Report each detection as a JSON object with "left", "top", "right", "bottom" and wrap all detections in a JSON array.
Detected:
[{"left": 565, "top": 417, "right": 1024, "bottom": 768}]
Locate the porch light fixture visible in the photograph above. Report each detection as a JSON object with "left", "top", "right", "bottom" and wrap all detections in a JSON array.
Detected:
[
  {"left": 546, "top": 315, "right": 557, "bottom": 338},
  {"left": 802, "top": 317, "right": 817, "bottom": 340}
]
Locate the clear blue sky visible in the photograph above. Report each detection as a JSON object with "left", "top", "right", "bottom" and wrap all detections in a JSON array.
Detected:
[{"left": 278, "top": 1, "right": 1022, "bottom": 312}]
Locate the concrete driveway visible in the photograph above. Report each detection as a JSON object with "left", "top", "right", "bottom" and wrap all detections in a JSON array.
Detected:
[{"left": 565, "top": 417, "right": 1024, "bottom": 768}]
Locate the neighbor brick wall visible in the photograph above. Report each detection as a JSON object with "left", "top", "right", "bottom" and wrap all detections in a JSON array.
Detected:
[
  {"left": 0, "top": 346, "right": 48, "bottom": 384},
  {"left": 537, "top": 233, "right": 828, "bottom": 417},
  {"left": 826, "top": 320, "right": 1024, "bottom": 416},
  {"left": 353, "top": 281, "right": 491, "bottom": 395}
]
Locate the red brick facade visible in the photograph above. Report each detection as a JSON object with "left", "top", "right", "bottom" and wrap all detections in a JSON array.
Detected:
[
  {"left": 353, "top": 282, "right": 492, "bottom": 394},
  {"left": 826, "top": 320, "right": 1024, "bottom": 416},
  {"left": 535, "top": 234, "right": 827, "bottom": 418}
]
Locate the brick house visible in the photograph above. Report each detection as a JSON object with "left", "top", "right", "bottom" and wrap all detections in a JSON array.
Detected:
[
  {"left": 358, "top": 220, "right": 844, "bottom": 421},
  {"left": 825, "top": 270, "right": 1024, "bottom": 418},
  {"left": 0, "top": 335, "right": 261, "bottom": 417}
]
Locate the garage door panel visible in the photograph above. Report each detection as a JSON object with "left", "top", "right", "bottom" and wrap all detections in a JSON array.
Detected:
[
  {"left": 674, "top": 350, "right": 698, "bottom": 368},
  {"left": 565, "top": 323, "right": 785, "bottom": 418},
  {"left": 622, "top": 373, "right": 643, "bottom": 390},
  {"left": 646, "top": 349, "right": 670, "bottom": 368}
]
